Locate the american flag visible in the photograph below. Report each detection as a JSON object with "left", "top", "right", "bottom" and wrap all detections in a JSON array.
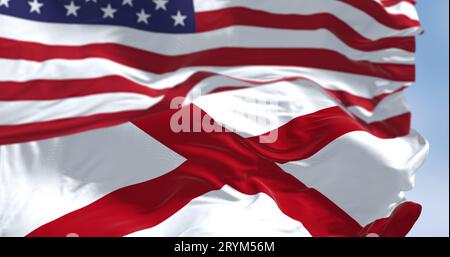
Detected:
[{"left": 0, "top": 0, "right": 428, "bottom": 237}]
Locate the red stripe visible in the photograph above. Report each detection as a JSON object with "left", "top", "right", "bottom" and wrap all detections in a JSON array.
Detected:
[
  {"left": 342, "top": 0, "right": 420, "bottom": 29},
  {"left": 0, "top": 110, "right": 152, "bottom": 145},
  {"left": 195, "top": 8, "right": 415, "bottom": 52},
  {"left": 208, "top": 86, "right": 248, "bottom": 94},
  {"left": 0, "top": 71, "right": 405, "bottom": 110},
  {"left": 27, "top": 104, "right": 414, "bottom": 237},
  {"left": 0, "top": 76, "right": 166, "bottom": 100},
  {"left": 0, "top": 38, "right": 414, "bottom": 81},
  {"left": 356, "top": 112, "right": 411, "bottom": 138}
]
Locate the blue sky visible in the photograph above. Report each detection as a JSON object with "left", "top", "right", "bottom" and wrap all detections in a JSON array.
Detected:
[{"left": 405, "top": 0, "right": 449, "bottom": 236}]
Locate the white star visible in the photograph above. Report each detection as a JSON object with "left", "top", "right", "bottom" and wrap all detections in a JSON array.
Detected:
[
  {"left": 65, "top": 1, "right": 80, "bottom": 17},
  {"left": 122, "top": 0, "right": 133, "bottom": 7},
  {"left": 28, "top": 0, "right": 43, "bottom": 14},
  {"left": 101, "top": 4, "right": 117, "bottom": 19},
  {"left": 171, "top": 10, "right": 187, "bottom": 27},
  {"left": 153, "top": 0, "right": 168, "bottom": 11},
  {"left": 0, "top": 0, "right": 11, "bottom": 8},
  {"left": 85, "top": 0, "right": 97, "bottom": 2},
  {"left": 136, "top": 9, "right": 150, "bottom": 24}
]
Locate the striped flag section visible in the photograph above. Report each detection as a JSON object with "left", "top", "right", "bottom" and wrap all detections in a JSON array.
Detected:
[
  {"left": 0, "top": 0, "right": 421, "bottom": 144},
  {"left": 0, "top": 0, "right": 428, "bottom": 236}
]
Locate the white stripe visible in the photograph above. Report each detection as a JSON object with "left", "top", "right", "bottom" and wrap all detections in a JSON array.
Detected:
[
  {"left": 278, "top": 130, "right": 428, "bottom": 225},
  {"left": 193, "top": 80, "right": 337, "bottom": 137},
  {"left": 0, "top": 93, "right": 162, "bottom": 125},
  {"left": 125, "top": 185, "right": 312, "bottom": 237},
  {"left": 192, "top": 81, "right": 409, "bottom": 138},
  {"left": 0, "top": 15, "right": 414, "bottom": 64},
  {"left": 385, "top": 3, "right": 419, "bottom": 21},
  {"left": 182, "top": 75, "right": 408, "bottom": 114},
  {"left": 193, "top": 0, "right": 421, "bottom": 39},
  {"left": 0, "top": 58, "right": 409, "bottom": 98},
  {"left": 0, "top": 123, "right": 185, "bottom": 236},
  {"left": 375, "top": 0, "right": 420, "bottom": 20}
]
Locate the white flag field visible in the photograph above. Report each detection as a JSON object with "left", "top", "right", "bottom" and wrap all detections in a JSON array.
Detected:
[{"left": 0, "top": 0, "right": 429, "bottom": 237}]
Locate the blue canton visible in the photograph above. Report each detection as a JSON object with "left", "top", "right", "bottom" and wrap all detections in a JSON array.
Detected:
[{"left": 0, "top": 0, "right": 196, "bottom": 33}]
